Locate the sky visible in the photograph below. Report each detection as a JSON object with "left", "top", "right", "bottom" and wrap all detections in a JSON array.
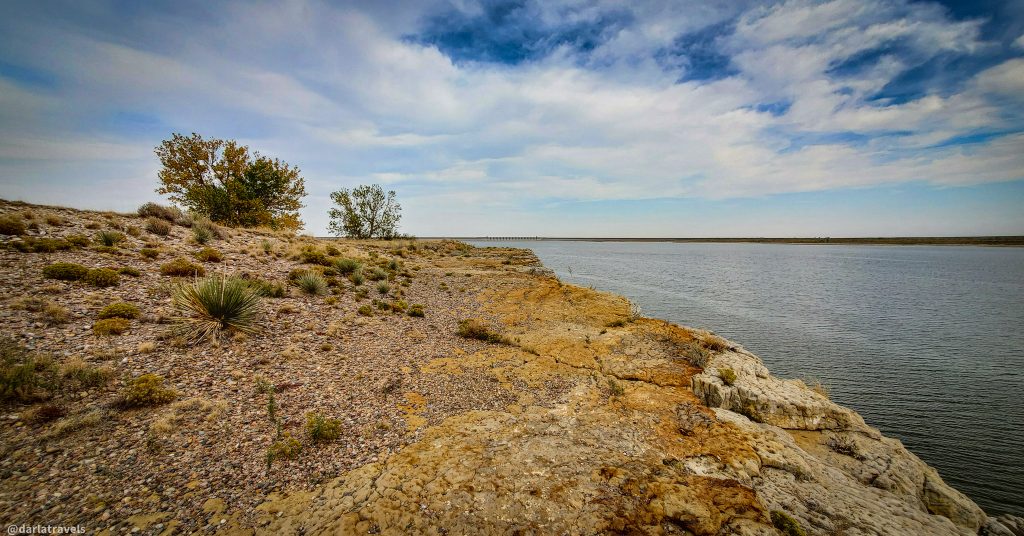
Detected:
[{"left": 1, "top": 0, "right": 1023, "bottom": 237}]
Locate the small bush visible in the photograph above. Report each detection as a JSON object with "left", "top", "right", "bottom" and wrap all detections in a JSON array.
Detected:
[
  {"left": 146, "top": 217, "right": 172, "bottom": 236},
  {"left": 349, "top": 271, "right": 365, "bottom": 286},
  {"left": 138, "top": 202, "right": 181, "bottom": 222},
  {"left": 296, "top": 271, "right": 328, "bottom": 295},
  {"left": 0, "top": 215, "right": 27, "bottom": 235},
  {"left": 334, "top": 258, "right": 361, "bottom": 274},
  {"left": 367, "top": 267, "right": 388, "bottom": 281},
  {"left": 160, "top": 258, "right": 205, "bottom": 277},
  {"left": 357, "top": 304, "right": 373, "bottom": 316},
  {"left": 195, "top": 247, "right": 223, "bottom": 262},
  {"left": 140, "top": 248, "right": 160, "bottom": 259},
  {"left": 456, "top": 319, "right": 509, "bottom": 344},
  {"left": 190, "top": 217, "right": 222, "bottom": 244},
  {"left": 93, "top": 318, "right": 130, "bottom": 336},
  {"left": 681, "top": 341, "right": 713, "bottom": 368},
  {"left": 261, "top": 240, "right": 273, "bottom": 253},
  {"left": 65, "top": 234, "right": 90, "bottom": 247},
  {"left": 85, "top": 268, "right": 120, "bottom": 288},
  {"left": 376, "top": 282, "right": 390, "bottom": 295},
  {"left": 98, "top": 302, "right": 140, "bottom": 320},
  {"left": 246, "top": 279, "right": 286, "bottom": 298},
  {"left": 391, "top": 299, "right": 407, "bottom": 313},
  {"left": 42, "top": 262, "right": 89, "bottom": 281},
  {"left": 702, "top": 334, "right": 731, "bottom": 352},
  {"left": 719, "top": 367, "right": 737, "bottom": 386},
  {"left": 95, "top": 230, "right": 125, "bottom": 247},
  {"left": 60, "top": 358, "right": 114, "bottom": 389},
  {"left": 305, "top": 412, "right": 342, "bottom": 444},
  {"left": 325, "top": 244, "right": 340, "bottom": 256},
  {"left": 117, "top": 374, "right": 177, "bottom": 408},
  {"left": 172, "top": 275, "right": 264, "bottom": 342},
  {"left": 12, "top": 237, "right": 73, "bottom": 253},
  {"left": 770, "top": 511, "right": 806, "bottom": 536},
  {"left": 300, "top": 246, "right": 330, "bottom": 266},
  {"left": 42, "top": 304, "right": 70, "bottom": 325},
  {"left": 118, "top": 266, "right": 141, "bottom": 277},
  {"left": 267, "top": 432, "right": 302, "bottom": 464},
  {"left": 408, "top": 304, "right": 424, "bottom": 317},
  {"left": 1, "top": 339, "right": 57, "bottom": 401}
]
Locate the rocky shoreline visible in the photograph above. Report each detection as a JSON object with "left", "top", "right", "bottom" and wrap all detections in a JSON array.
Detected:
[{"left": 0, "top": 199, "right": 1021, "bottom": 535}]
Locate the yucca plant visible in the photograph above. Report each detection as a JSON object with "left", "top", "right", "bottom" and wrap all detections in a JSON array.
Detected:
[
  {"left": 296, "top": 271, "right": 328, "bottom": 295},
  {"left": 95, "top": 230, "right": 125, "bottom": 246},
  {"left": 172, "top": 275, "right": 263, "bottom": 342}
]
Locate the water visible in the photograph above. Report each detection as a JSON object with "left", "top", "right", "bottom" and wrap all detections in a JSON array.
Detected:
[{"left": 469, "top": 240, "right": 1024, "bottom": 516}]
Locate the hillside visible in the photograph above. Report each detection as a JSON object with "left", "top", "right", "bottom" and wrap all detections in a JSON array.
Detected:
[{"left": 0, "top": 199, "right": 1020, "bottom": 535}]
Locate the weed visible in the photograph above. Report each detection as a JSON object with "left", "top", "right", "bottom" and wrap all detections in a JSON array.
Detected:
[
  {"left": 246, "top": 278, "right": 286, "bottom": 298},
  {"left": 608, "top": 378, "right": 625, "bottom": 397},
  {"left": 195, "top": 247, "right": 223, "bottom": 262},
  {"left": 376, "top": 282, "right": 390, "bottom": 295},
  {"left": 349, "top": 271, "right": 365, "bottom": 286},
  {"left": 0, "top": 215, "right": 27, "bottom": 235},
  {"left": 160, "top": 258, "right": 205, "bottom": 277},
  {"left": 191, "top": 217, "right": 221, "bottom": 244},
  {"left": 367, "top": 267, "right": 388, "bottom": 281},
  {"left": 408, "top": 304, "right": 424, "bottom": 317},
  {"left": 146, "top": 217, "right": 172, "bottom": 236},
  {"left": 357, "top": 304, "right": 373, "bottom": 316},
  {"left": 305, "top": 412, "right": 342, "bottom": 444},
  {"left": 117, "top": 374, "right": 177, "bottom": 408},
  {"left": 267, "top": 432, "right": 302, "bottom": 465},
  {"left": 95, "top": 230, "right": 125, "bottom": 247},
  {"left": 65, "top": 234, "right": 90, "bottom": 247},
  {"left": 118, "top": 266, "right": 141, "bottom": 277},
  {"left": 296, "top": 271, "right": 328, "bottom": 295},
  {"left": 140, "top": 248, "right": 160, "bottom": 259},
  {"left": 42, "top": 303, "right": 70, "bottom": 325},
  {"left": 718, "top": 367, "right": 737, "bottom": 386},
  {"left": 334, "top": 258, "right": 361, "bottom": 274}
]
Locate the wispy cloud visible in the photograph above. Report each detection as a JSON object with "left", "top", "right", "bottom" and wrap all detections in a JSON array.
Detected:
[{"left": 0, "top": 0, "right": 1022, "bottom": 235}]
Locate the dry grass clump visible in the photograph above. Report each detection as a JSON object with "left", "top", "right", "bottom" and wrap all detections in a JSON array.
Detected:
[
  {"left": 160, "top": 258, "right": 205, "bottom": 277},
  {"left": 701, "top": 333, "right": 732, "bottom": 352},
  {"left": 334, "top": 258, "right": 361, "bottom": 274},
  {"left": 117, "top": 374, "right": 177, "bottom": 408},
  {"left": 42, "top": 262, "right": 89, "bottom": 281},
  {"left": 43, "top": 409, "right": 106, "bottom": 439},
  {"left": 680, "top": 340, "right": 713, "bottom": 368},
  {"left": 59, "top": 357, "right": 114, "bottom": 389},
  {"left": 171, "top": 275, "right": 264, "bottom": 342},
  {"left": 42, "top": 303, "right": 70, "bottom": 325},
  {"left": 456, "top": 319, "right": 510, "bottom": 344},
  {"left": 245, "top": 278, "right": 286, "bottom": 298},
  {"left": 84, "top": 268, "right": 120, "bottom": 288},
  {"left": 150, "top": 398, "right": 228, "bottom": 437},
  {"left": 408, "top": 304, "right": 424, "bottom": 317},
  {"left": 191, "top": 217, "right": 221, "bottom": 244},
  {"left": 98, "top": 302, "right": 140, "bottom": 320},
  {"left": 137, "top": 202, "right": 184, "bottom": 223},
  {"left": 267, "top": 432, "right": 302, "bottom": 464},
  {"left": 137, "top": 341, "right": 157, "bottom": 353},
  {"left": 0, "top": 214, "right": 27, "bottom": 235},
  {"left": 0, "top": 339, "right": 55, "bottom": 401},
  {"left": 93, "top": 318, "right": 130, "bottom": 336},
  {"left": 718, "top": 367, "right": 737, "bottom": 386},
  {"left": 145, "top": 217, "right": 172, "bottom": 236},
  {"left": 140, "top": 248, "right": 160, "bottom": 259},
  {"left": 195, "top": 247, "right": 223, "bottom": 262}
]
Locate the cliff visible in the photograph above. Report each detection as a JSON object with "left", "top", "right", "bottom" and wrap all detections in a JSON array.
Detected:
[{"left": 0, "top": 199, "right": 1019, "bottom": 535}]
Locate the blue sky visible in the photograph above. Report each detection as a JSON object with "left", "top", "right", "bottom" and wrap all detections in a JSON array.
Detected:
[{"left": 1, "top": 0, "right": 1023, "bottom": 237}]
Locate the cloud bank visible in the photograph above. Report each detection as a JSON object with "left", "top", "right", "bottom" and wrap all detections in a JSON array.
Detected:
[{"left": 0, "top": 0, "right": 1022, "bottom": 236}]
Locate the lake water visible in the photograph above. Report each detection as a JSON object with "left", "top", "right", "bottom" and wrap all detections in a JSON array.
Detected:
[{"left": 469, "top": 240, "right": 1024, "bottom": 517}]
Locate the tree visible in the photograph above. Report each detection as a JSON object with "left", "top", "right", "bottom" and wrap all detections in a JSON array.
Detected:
[
  {"left": 154, "top": 133, "right": 306, "bottom": 231},
  {"left": 328, "top": 184, "right": 401, "bottom": 239}
]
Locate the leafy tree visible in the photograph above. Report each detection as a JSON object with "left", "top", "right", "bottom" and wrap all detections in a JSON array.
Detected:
[
  {"left": 154, "top": 133, "right": 306, "bottom": 231},
  {"left": 328, "top": 184, "right": 401, "bottom": 239}
]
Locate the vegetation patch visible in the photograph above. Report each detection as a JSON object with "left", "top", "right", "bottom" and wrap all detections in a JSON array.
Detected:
[
  {"left": 84, "top": 268, "right": 120, "bottom": 288},
  {"left": 117, "top": 374, "right": 178, "bottom": 408},
  {"left": 195, "top": 247, "right": 223, "bottom": 262},
  {"left": 770, "top": 511, "right": 806, "bottom": 536},
  {"left": 93, "top": 318, "right": 130, "bottom": 336},
  {"left": 172, "top": 275, "right": 264, "bottom": 342},
  {"left": 42, "top": 262, "right": 89, "bottom": 281},
  {"left": 295, "top": 271, "right": 328, "bottom": 295},
  {"left": 305, "top": 412, "right": 342, "bottom": 444},
  {"left": 145, "top": 217, "right": 172, "bottom": 236},
  {"left": 140, "top": 248, "right": 160, "bottom": 259},
  {"left": 160, "top": 258, "right": 205, "bottom": 277},
  {"left": 334, "top": 258, "right": 360, "bottom": 274},
  {"left": 408, "top": 304, "right": 424, "bottom": 317},
  {"left": 0, "top": 215, "right": 27, "bottom": 235},
  {"left": 719, "top": 367, "right": 737, "bottom": 386},
  {"left": 457, "top": 319, "right": 510, "bottom": 344},
  {"left": 98, "top": 302, "right": 140, "bottom": 320},
  {"left": 94, "top": 230, "right": 125, "bottom": 247}
]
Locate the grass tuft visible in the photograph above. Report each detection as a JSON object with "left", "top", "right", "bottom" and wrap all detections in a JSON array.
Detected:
[
  {"left": 117, "top": 374, "right": 178, "bottom": 408},
  {"left": 98, "top": 302, "right": 140, "bottom": 320},
  {"left": 305, "top": 412, "right": 342, "bottom": 444},
  {"left": 171, "top": 275, "right": 264, "bottom": 342},
  {"left": 42, "top": 262, "right": 89, "bottom": 281},
  {"left": 93, "top": 318, "right": 130, "bottom": 336},
  {"left": 160, "top": 258, "right": 205, "bottom": 277},
  {"left": 84, "top": 268, "right": 120, "bottom": 288},
  {"left": 295, "top": 271, "right": 328, "bottom": 295},
  {"left": 94, "top": 230, "right": 125, "bottom": 247}
]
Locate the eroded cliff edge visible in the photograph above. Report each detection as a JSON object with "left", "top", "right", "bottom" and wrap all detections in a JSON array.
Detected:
[{"left": 235, "top": 253, "right": 1005, "bottom": 535}]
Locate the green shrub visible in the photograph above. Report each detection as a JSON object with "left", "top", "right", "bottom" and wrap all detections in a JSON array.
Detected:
[
  {"left": 145, "top": 217, "right": 172, "bottom": 236},
  {"left": 305, "top": 412, "right": 342, "bottom": 444},
  {"left": 93, "top": 318, "right": 130, "bottom": 336},
  {"left": 0, "top": 215, "right": 27, "bottom": 235},
  {"left": 0, "top": 339, "right": 57, "bottom": 401},
  {"left": 325, "top": 244, "right": 340, "bottom": 256},
  {"left": 172, "top": 275, "right": 264, "bottom": 342},
  {"left": 117, "top": 374, "right": 177, "bottom": 408},
  {"left": 682, "top": 341, "right": 712, "bottom": 368},
  {"left": 195, "top": 247, "right": 223, "bottom": 262},
  {"left": 456, "top": 319, "right": 508, "bottom": 344},
  {"left": 376, "top": 282, "right": 390, "bottom": 295},
  {"left": 65, "top": 234, "right": 90, "bottom": 247},
  {"left": 160, "top": 258, "right": 205, "bottom": 277},
  {"left": 261, "top": 239, "right": 273, "bottom": 253},
  {"left": 334, "top": 258, "right": 360, "bottom": 274},
  {"left": 349, "top": 271, "right": 365, "bottom": 286},
  {"left": 357, "top": 304, "right": 373, "bottom": 316},
  {"left": 267, "top": 432, "right": 302, "bottom": 464},
  {"left": 408, "top": 304, "right": 424, "bottom": 317},
  {"left": 367, "top": 267, "right": 388, "bottom": 281},
  {"left": 770, "top": 511, "right": 806, "bottom": 536},
  {"left": 391, "top": 299, "right": 407, "bottom": 313},
  {"left": 94, "top": 230, "right": 125, "bottom": 247},
  {"left": 118, "top": 266, "right": 141, "bottom": 277},
  {"left": 85, "top": 268, "right": 120, "bottom": 288},
  {"left": 719, "top": 367, "right": 737, "bottom": 386},
  {"left": 387, "top": 258, "right": 400, "bottom": 271},
  {"left": 296, "top": 271, "right": 328, "bottom": 295},
  {"left": 98, "top": 302, "right": 140, "bottom": 320},
  {"left": 300, "top": 246, "right": 330, "bottom": 266},
  {"left": 12, "top": 237, "right": 73, "bottom": 253},
  {"left": 42, "top": 262, "right": 89, "bottom": 281},
  {"left": 140, "top": 248, "right": 160, "bottom": 259}
]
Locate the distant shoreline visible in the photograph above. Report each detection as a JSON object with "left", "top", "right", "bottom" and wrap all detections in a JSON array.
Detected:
[{"left": 437, "top": 236, "right": 1024, "bottom": 246}]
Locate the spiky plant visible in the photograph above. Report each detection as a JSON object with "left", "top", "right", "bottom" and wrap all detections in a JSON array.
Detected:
[
  {"left": 95, "top": 230, "right": 125, "bottom": 246},
  {"left": 296, "top": 271, "right": 328, "bottom": 295},
  {"left": 172, "top": 275, "right": 263, "bottom": 342}
]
